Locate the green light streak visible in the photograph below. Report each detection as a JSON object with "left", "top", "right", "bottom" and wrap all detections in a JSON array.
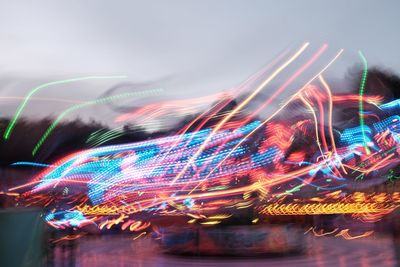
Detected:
[
  {"left": 86, "top": 129, "right": 106, "bottom": 143},
  {"left": 93, "top": 134, "right": 125, "bottom": 147},
  {"left": 3, "top": 76, "right": 127, "bottom": 140},
  {"left": 358, "top": 51, "right": 370, "bottom": 155},
  {"left": 31, "top": 88, "right": 162, "bottom": 156},
  {"left": 276, "top": 184, "right": 304, "bottom": 198},
  {"left": 86, "top": 127, "right": 125, "bottom": 147},
  {"left": 89, "top": 127, "right": 125, "bottom": 147}
]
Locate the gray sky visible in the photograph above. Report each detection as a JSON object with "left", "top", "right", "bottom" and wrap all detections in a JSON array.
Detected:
[{"left": 0, "top": 0, "right": 399, "bottom": 126}]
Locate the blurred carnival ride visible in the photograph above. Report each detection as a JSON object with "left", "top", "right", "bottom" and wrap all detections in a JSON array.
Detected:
[{"left": 3, "top": 43, "right": 400, "bottom": 253}]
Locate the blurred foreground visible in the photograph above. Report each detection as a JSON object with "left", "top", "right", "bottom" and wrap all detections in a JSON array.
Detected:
[
  {"left": 48, "top": 233, "right": 397, "bottom": 267},
  {"left": 1, "top": 208, "right": 400, "bottom": 267}
]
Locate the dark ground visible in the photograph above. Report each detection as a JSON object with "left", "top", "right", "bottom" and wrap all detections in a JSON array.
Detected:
[{"left": 48, "top": 234, "right": 397, "bottom": 267}]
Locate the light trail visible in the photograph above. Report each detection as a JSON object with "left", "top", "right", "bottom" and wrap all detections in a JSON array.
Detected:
[
  {"left": 170, "top": 42, "right": 310, "bottom": 185},
  {"left": 358, "top": 51, "right": 371, "bottom": 155},
  {"left": 4, "top": 75, "right": 127, "bottom": 140},
  {"left": 196, "top": 49, "right": 344, "bottom": 191},
  {"left": 31, "top": 89, "right": 162, "bottom": 155}
]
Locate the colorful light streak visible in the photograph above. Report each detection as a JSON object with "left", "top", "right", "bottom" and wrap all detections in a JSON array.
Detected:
[
  {"left": 31, "top": 88, "right": 162, "bottom": 155},
  {"left": 3, "top": 75, "right": 127, "bottom": 140},
  {"left": 358, "top": 51, "right": 371, "bottom": 155},
  {"left": 170, "top": 42, "right": 310, "bottom": 186},
  {"left": 6, "top": 46, "right": 400, "bottom": 234}
]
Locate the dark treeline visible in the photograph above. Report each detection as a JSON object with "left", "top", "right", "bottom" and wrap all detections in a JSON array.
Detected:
[
  {"left": 0, "top": 98, "right": 241, "bottom": 167},
  {"left": 0, "top": 118, "right": 157, "bottom": 166},
  {"left": 336, "top": 67, "right": 400, "bottom": 127},
  {"left": 0, "top": 67, "right": 399, "bottom": 167},
  {"left": 0, "top": 118, "right": 106, "bottom": 165}
]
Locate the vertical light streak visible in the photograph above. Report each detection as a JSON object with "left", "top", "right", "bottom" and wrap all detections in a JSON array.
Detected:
[
  {"left": 358, "top": 51, "right": 370, "bottom": 155},
  {"left": 319, "top": 75, "right": 347, "bottom": 174},
  {"left": 305, "top": 86, "right": 342, "bottom": 177},
  {"left": 299, "top": 95, "right": 324, "bottom": 156},
  {"left": 3, "top": 75, "right": 127, "bottom": 140},
  {"left": 311, "top": 87, "right": 329, "bottom": 153},
  {"left": 170, "top": 42, "right": 310, "bottom": 185},
  {"left": 318, "top": 76, "right": 338, "bottom": 155}
]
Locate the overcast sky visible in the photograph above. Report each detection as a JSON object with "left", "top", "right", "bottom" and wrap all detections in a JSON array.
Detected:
[{"left": 0, "top": 0, "right": 399, "bottom": 125}]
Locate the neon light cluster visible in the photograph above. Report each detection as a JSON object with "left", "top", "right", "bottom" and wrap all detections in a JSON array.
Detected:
[{"left": 6, "top": 44, "right": 400, "bottom": 233}]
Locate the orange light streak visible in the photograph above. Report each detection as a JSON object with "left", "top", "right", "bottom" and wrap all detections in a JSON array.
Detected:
[
  {"left": 196, "top": 49, "right": 344, "bottom": 189},
  {"left": 170, "top": 43, "right": 310, "bottom": 185}
]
